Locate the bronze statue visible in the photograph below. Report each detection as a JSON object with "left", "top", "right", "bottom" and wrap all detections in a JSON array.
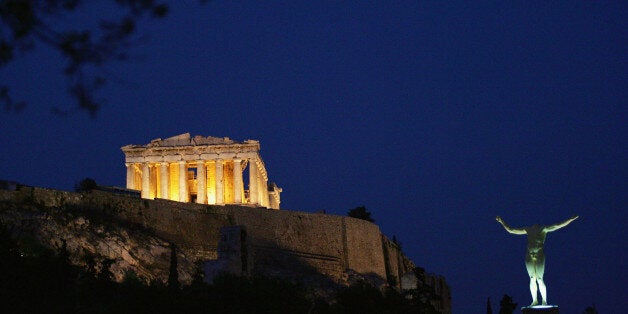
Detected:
[{"left": 496, "top": 215, "right": 579, "bottom": 306}]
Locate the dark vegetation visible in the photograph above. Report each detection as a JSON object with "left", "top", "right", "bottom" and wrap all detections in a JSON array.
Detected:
[
  {"left": 347, "top": 205, "right": 374, "bottom": 222},
  {"left": 0, "top": 224, "right": 442, "bottom": 313},
  {"left": 0, "top": 0, "right": 205, "bottom": 116},
  {"left": 498, "top": 294, "right": 517, "bottom": 314},
  {"left": 74, "top": 177, "right": 97, "bottom": 192}
]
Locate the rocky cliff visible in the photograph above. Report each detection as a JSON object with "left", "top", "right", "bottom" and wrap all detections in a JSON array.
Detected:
[
  {"left": 0, "top": 190, "right": 194, "bottom": 284},
  {"left": 0, "top": 185, "right": 451, "bottom": 313}
]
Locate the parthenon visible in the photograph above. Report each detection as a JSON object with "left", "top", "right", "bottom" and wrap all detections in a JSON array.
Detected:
[{"left": 121, "top": 133, "right": 281, "bottom": 209}]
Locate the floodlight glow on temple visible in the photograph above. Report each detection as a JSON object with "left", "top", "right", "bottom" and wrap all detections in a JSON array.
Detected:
[{"left": 121, "top": 133, "right": 281, "bottom": 209}]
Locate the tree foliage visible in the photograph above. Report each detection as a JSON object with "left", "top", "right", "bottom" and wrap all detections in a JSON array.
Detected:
[
  {"left": 498, "top": 294, "right": 517, "bottom": 314},
  {"left": 0, "top": 0, "right": 203, "bottom": 116},
  {"left": 167, "top": 243, "right": 179, "bottom": 291},
  {"left": 334, "top": 278, "right": 442, "bottom": 314},
  {"left": 347, "top": 206, "right": 374, "bottom": 222},
  {"left": 410, "top": 267, "right": 441, "bottom": 314},
  {"left": 74, "top": 177, "right": 97, "bottom": 192},
  {"left": 334, "top": 280, "right": 385, "bottom": 313}
]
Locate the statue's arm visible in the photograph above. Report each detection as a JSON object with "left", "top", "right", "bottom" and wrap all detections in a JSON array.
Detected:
[
  {"left": 496, "top": 216, "right": 526, "bottom": 235},
  {"left": 545, "top": 215, "right": 579, "bottom": 232}
]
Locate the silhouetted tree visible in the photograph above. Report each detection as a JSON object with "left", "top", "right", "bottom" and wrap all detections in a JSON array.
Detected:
[
  {"left": 0, "top": 0, "right": 206, "bottom": 116},
  {"left": 333, "top": 278, "right": 445, "bottom": 314},
  {"left": 334, "top": 280, "right": 385, "bottom": 313},
  {"left": 347, "top": 206, "right": 374, "bottom": 222},
  {"left": 582, "top": 305, "right": 599, "bottom": 314},
  {"left": 74, "top": 177, "right": 97, "bottom": 192},
  {"left": 0, "top": 230, "right": 80, "bottom": 313},
  {"left": 411, "top": 267, "right": 440, "bottom": 314},
  {"left": 487, "top": 297, "right": 493, "bottom": 314},
  {"left": 499, "top": 294, "right": 517, "bottom": 314},
  {"left": 210, "top": 273, "right": 311, "bottom": 313},
  {"left": 167, "top": 243, "right": 179, "bottom": 291}
]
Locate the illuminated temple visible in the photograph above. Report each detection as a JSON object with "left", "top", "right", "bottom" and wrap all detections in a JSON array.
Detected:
[{"left": 121, "top": 133, "right": 281, "bottom": 209}]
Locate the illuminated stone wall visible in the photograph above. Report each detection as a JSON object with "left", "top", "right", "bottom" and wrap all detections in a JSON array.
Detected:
[
  {"left": 1, "top": 187, "right": 420, "bottom": 288},
  {"left": 122, "top": 133, "right": 281, "bottom": 209},
  {"left": 1, "top": 186, "right": 451, "bottom": 313}
]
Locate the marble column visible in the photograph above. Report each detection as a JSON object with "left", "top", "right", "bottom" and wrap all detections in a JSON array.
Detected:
[
  {"left": 259, "top": 173, "right": 267, "bottom": 207},
  {"left": 205, "top": 161, "right": 215, "bottom": 204},
  {"left": 159, "top": 162, "right": 169, "bottom": 199},
  {"left": 141, "top": 163, "right": 150, "bottom": 199},
  {"left": 233, "top": 159, "right": 242, "bottom": 203},
  {"left": 178, "top": 161, "right": 188, "bottom": 202},
  {"left": 215, "top": 159, "right": 224, "bottom": 204},
  {"left": 126, "top": 163, "right": 135, "bottom": 190},
  {"left": 196, "top": 161, "right": 206, "bottom": 204},
  {"left": 249, "top": 159, "right": 258, "bottom": 205},
  {"left": 148, "top": 164, "right": 159, "bottom": 199}
]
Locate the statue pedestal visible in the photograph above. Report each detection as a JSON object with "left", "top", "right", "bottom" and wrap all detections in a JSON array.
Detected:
[{"left": 521, "top": 305, "right": 559, "bottom": 314}]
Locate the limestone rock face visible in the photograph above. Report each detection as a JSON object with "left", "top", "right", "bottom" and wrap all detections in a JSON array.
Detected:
[
  {"left": 0, "top": 201, "right": 194, "bottom": 285},
  {"left": 0, "top": 186, "right": 451, "bottom": 313}
]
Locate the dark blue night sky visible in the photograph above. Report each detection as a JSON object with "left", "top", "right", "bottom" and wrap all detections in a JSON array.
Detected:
[{"left": 1, "top": 2, "right": 626, "bottom": 312}]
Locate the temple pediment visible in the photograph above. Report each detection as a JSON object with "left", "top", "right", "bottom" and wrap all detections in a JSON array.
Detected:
[
  {"left": 123, "top": 133, "right": 261, "bottom": 150},
  {"left": 146, "top": 133, "right": 241, "bottom": 147}
]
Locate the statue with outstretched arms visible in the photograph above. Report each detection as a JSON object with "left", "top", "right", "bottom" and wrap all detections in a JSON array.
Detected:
[{"left": 496, "top": 215, "right": 579, "bottom": 306}]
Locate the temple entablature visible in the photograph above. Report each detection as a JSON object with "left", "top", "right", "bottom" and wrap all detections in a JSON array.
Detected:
[{"left": 121, "top": 133, "right": 280, "bottom": 209}]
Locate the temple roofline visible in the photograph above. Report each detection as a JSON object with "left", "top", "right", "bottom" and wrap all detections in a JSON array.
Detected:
[{"left": 121, "top": 133, "right": 260, "bottom": 150}]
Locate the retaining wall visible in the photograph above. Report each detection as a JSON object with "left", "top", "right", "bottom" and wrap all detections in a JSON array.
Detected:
[{"left": 1, "top": 187, "right": 415, "bottom": 286}]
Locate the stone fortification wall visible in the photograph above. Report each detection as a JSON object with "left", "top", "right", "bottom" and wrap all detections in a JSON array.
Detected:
[
  {"left": 1, "top": 187, "right": 417, "bottom": 288},
  {"left": 0, "top": 186, "right": 82, "bottom": 207},
  {"left": 344, "top": 217, "right": 388, "bottom": 281},
  {"left": 228, "top": 209, "right": 346, "bottom": 281},
  {"left": 382, "top": 236, "right": 416, "bottom": 288}
]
